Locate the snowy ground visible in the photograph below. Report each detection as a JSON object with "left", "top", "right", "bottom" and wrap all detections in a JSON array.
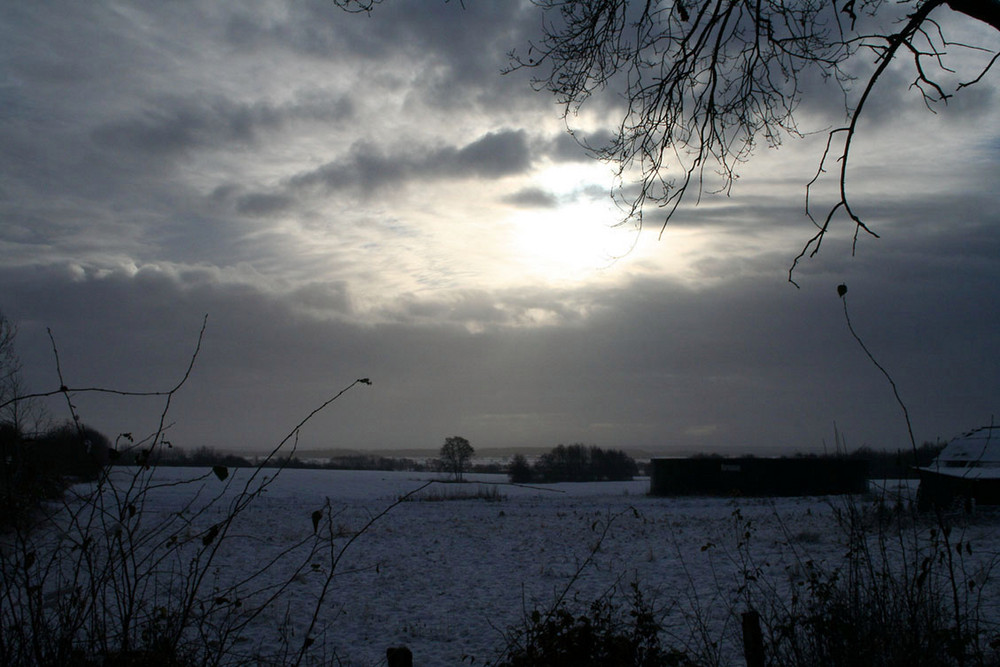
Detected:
[{"left": 62, "top": 468, "right": 1000, "bottom": 665}]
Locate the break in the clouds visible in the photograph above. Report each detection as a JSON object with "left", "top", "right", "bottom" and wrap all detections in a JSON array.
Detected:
[{"left": 1, "top": 1, "right": 999, "bottom": 456}]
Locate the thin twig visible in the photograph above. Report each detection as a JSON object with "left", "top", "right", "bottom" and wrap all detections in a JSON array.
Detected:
[{"left": 839, "top": 285, "right": 917, "bottom": 459}]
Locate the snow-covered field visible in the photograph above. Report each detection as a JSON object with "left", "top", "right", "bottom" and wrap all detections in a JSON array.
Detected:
[{"left": 63, "top": 468, "right": 1000, "bottom": 665}]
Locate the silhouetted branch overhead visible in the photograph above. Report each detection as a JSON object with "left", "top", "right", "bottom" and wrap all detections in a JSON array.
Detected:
[
  {"left": 331, "top": 1, "right": 996, "bottom": 276},
  {"left": 500, "top": 0, "right": 999, "bottom": 280},
  {"left": 948, "top": 0, "right": 1000, "bottom": 32}
]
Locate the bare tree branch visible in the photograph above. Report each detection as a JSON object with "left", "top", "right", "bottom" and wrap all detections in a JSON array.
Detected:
[{"left": 499, "top": 0, "right": 998, "bottom": 281}]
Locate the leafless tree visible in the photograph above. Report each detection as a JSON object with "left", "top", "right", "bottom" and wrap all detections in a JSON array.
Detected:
[
  {"left": 335, "top": 0, "right": 999, "bottom": 281},
  {"left": 0, "top": 312, "right": 17, "bottom": 410},
  {"left": 440, "top": 435, "right": 475, "bottom": 481},
  {"left": 0, "top": 311, "right": 45, "bottom": 436},
  {"left": 0, "top": 314, "right": 399, "bottom": 665}
]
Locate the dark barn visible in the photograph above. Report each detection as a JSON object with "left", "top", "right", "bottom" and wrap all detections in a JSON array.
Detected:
[{"left": 650, "top": 457, "right": 869, "bottom": 497}]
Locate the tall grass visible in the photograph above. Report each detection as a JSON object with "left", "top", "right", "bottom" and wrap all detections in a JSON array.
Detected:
[
  {"left": 0, "top": 320, "right": 406, "bottom": 666},
  {"left": 488, "top": 487, "right": 1000, "bottom": 667},
  {"left": 723, "top": 489, "right": 1000, "bottom": 667}
]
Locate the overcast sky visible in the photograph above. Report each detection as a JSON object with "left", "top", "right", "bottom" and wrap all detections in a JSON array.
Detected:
[{"left": 2, "top": 1, "right": 999, "bottom": 456}]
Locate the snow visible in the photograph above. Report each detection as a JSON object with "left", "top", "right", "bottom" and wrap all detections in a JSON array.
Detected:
[
  {"left": 57, "top": 469, "right": 1000, "bottom": 666},
  {"left": 918, "top": 425, "right": 1000, "bottom": 479}
]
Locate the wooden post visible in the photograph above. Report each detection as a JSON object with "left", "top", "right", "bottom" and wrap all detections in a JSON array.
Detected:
[
  {"left": 742, "top": 609, "right": 765, "bottom": 667},
  {"left": 386, "top": 645, "right": 413, "bottom": 667}
]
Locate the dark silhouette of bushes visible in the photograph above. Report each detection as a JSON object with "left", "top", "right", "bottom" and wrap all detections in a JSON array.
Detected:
[
  {"left": 848, "top": 441, "right": 944, "bottom": 478},
  {"left": 509, "top": 444, "right": 638, "bottom": 483},
  {"left": 1, "top": 420, "right": 111, "bottom": 530},
  {"left": 747, "top": 498, "right": 1000, "bottom": 667},
  {"left": 494, "top": 585, "right": 693, "bottom": 667},
  {"left": 1, "top": 422, "right": 61, "bottom": 530},
  {"left": 0, "top": 364, "right": 387, "bottom": 665},
  {"left": 145, "top": 445, "right": 253, "bottom": 468},
  {"left": 147, "top": 447, "right": 443, "bottom": 472},
  {"left": 508, "top": 454, "right": 533, "bottom": 483},
  {"left": 31, "top": 422, "right": 111, "bottom": 481}
]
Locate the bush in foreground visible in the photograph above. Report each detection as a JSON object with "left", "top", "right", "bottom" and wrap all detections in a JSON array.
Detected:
[
  {"left": 494, "top": 585, "right": 695, "bottom": 667},
  {"left": 1, "top": 420, "right": 111, "bottom": 531},
  {"left": 740, "top": 498, "right": 1000, "bottom": 667}
]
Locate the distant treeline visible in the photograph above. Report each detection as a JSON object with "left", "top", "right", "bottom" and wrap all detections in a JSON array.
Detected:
[
  {"left": 685, "top": 442, "right": 946, "bottom": 479},
  {"left": 847, "top": 443, "right": 944, "bottom": 478},
  {"left": 508, "top": 444, "right": 638, "bottom": 483},
  {"left": 116, "top": 445, "right": 507, "bottom": 474},
  {"left": 139, "top": 442, "right": 942, "bottom": 481},
  {"left": 4, "top": 419, "right": 948, "bottom": 494},
  {"left": 130, "top": 446, "right": 431, "bottom": 472}
]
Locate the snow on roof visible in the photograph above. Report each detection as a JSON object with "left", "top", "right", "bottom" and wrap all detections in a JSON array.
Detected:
[{"left": 919, "top": 426, "right": 1000, "bottom": 479}]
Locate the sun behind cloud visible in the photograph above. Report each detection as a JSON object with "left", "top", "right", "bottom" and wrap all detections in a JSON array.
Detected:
[
  {"left": 508, "top": 204, "right": 634, "bottom": 282},
  {"left": 505, "top": 164, "right": 640, "bottom": 283}
]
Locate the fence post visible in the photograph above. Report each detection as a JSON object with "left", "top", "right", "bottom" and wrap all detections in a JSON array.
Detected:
[
  {"left": 386, "top": 645, "right": 413, "bottom": 667},
  {"left": 742, "top": 609, "right": 765, "bottom": 667}
]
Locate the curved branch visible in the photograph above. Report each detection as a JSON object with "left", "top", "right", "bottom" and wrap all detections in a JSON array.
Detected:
[
  {"left": 840, "top": 286, "right": 918, "bottom": 459},
  {"left": 0, "top": 315, "right": 209, "bottom": 417},
  {"left": 791, "top": 0, "right": 948, "bottom": 285}
]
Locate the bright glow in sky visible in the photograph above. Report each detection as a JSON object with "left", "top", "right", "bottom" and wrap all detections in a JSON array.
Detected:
[
  {"left": 509, "top": 204, "right": 635, "bottom": 282},
  {"left": 506, "top": 161, "right": 641, "bottom": 284}
]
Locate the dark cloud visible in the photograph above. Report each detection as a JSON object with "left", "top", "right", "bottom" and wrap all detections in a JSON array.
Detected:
[
  {"left": 4, "top": 230, "right": 1000, "bottom": 456},
  {"left": 221, "top": 1, "right": 544, "bottom": 111},
  {"left": 454, "top": 130, "right": 532, "bottom": 177},
  {"left": 290, "top": 129, "right": 532, "bottom": 192},
  {"left": 91, "top": 95, "right": 353, "bottom": 156},
  {"left": 502, "top": 187, "right": 559, "bottom": 209},
  {"left": 236, "top": 193, "right": 295, "bottom": 217},
  {"left": 92, "top": 99, "right": 255, "bottom": 155}
]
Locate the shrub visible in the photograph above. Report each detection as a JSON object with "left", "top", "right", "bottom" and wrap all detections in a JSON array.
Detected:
[
  {"left": 493, "top": 585, "right": 695, "bottom": 667},
  {"left": 507, "top": 454, "right": 533, "bottom": 483},
  {"left": 0, "top": 316, "right": 384, "bottom": 666},
  {"left": 401, "top": 483, "right": 505, "bottom": 502},
  {"left": 0, "top": 422, "right": 65, "bottom": 531},
  {"left": 743, "top": 497, "right": 1000, "bottom": 667},
  {"left": 1, "top": 421, "right": 112, "bottom": 531},
  {"left": 31, "top": 422, "right": 111, "bottom": 481}
]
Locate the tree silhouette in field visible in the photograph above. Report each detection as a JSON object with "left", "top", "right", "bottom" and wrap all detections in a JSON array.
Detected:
[
  {"left": 439, "top": 435, "right": 475, "bottom": 481},
  {"left": 508, "top": 453, "right": 534, "bottom": 484},
  {"left": 337, "top": 0, "right": 1000, "bottom": 278}
]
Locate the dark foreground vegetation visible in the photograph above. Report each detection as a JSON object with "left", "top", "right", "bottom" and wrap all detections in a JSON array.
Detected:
[
  {"left": 497, "top": 499, "right": 1000, "bottom": 667},
  {"left": 1, "top": 421, "right": 110, "bottom": 531}
]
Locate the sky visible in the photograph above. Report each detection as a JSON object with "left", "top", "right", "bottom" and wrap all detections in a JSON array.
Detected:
[{"left": 1, "top": 1, "right": 999, "bottom": 457}]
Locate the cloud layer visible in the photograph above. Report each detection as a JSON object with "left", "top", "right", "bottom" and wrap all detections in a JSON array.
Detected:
[{"left": 1, "top": 1, "right": 999, "bottom": 455}]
